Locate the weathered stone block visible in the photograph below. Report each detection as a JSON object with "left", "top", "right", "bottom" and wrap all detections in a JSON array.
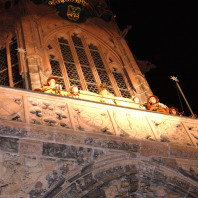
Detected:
[
  {"left": 151, "top": 157, "right": 178, "bottom": 170},
  {"left": 170, "top": 145, "right": 198, "bottom": 160},
  {"left": 140, "top": 141, "right": 168, "bottom": 157},
  {"left": 20, "top": 140, "right": 42, "bottom": 155},
  {"left": 0, "top": 136, "right": 19, "bottom": 153}
]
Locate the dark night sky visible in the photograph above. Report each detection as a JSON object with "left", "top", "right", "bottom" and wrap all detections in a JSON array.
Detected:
[{"left": 110, "top": 0, "right": 198, "bottom": 116}]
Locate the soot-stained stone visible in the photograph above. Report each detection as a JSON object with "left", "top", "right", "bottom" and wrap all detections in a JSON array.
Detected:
[
  {"left": 0, "top": 136, "right": 19, "bottom": 153},
  {"left": 189, "top": 185, "right": 198, "bottom": 197},
  {"left": 42, "top": 143, "right": 93, "bottom": 161},
  {"left": 67, "top": 183, "right": 81, "bottom": 197},
  {"left": 95, "top": 166, "right": 125, "bottom": 181},
  {"left": 169, "top": 176, "right": 190, "bottom": 192},
  {"left": 76, "top": 173, "right": 97, "bottom": 191},
  {"left": 84, "top": 137, "right": 139, "bottom": 152},
  {"left": 43, "top": 143, "right": 77, "bottom": 158},
  {"left": 0, "top": 124, "right": 28, "bottom": 137},
  {"left": 93, "top": 149, "right": 104, "bottom": 159},
  {"left": 81, "top": 186, "right": 106, "bottom": 198}
]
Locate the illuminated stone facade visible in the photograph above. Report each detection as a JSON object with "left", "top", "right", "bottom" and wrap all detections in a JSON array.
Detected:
[{"left": 0, "top": 1, "right": 198, "bottom": 197}]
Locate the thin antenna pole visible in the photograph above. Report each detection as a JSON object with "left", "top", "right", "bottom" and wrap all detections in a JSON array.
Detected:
[
  {"left": 170, "top": 76, "right": 195, "bottom": 118},
  {"left": 17, "top": 48, "right": 29, "bottom": 90}
]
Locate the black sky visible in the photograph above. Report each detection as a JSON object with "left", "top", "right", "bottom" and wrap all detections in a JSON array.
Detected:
[{"left": 110, "top": 0, "right": 198, "bottom": 116}]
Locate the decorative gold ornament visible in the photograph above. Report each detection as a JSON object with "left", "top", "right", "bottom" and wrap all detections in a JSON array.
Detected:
[
  {"left": 67, "top": 5, "right": 81, "bottom": 21},
  {"left": 48, "top": 0, "right": 86, "bottom": 7}
]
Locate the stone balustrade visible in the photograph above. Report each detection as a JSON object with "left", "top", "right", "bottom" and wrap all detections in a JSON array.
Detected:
[{"left": 0, "top": 86, "right": 198, "bottom": 147}]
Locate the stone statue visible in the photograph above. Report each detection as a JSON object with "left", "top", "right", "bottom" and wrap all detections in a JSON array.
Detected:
[
  {"left": 99, "top": 83, "right": 116, "bottom": 105},
  {"left": 68, "top": 85, "right": 79, "bottom": 98},
  {"left": 34, "top": 77, "right": 65, "bottom": 96},
  {"left": 169, "top": 107, "right": 179, "bottom": 115},
  {"left": 146, "top": 95, "right": 169, "bottom": 114}
]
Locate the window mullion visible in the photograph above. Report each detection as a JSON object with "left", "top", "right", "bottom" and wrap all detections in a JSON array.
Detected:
[
  {"left": 6, "top": 42, "right": 14, "bottom": 87},
  {"left": 68, "top": 34, "right": 87, "bottom": 90},
  {"left": 98, "top": 45, "right": 121, "bottom": 97}
]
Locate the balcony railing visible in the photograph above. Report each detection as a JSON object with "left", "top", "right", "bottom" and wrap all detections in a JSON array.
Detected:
[{"left": 0, "top": 85, "right": 198, "bottom": 147}]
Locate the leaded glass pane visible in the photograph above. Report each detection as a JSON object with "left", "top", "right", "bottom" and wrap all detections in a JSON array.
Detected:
[
  {"left": 89, "top": 50, "right": 105, "bottom": 69},
  {"left": 87, "top": 84, "right": 99, "bottom": 93},
  {"left": 0, "top": 48, "right": 7, "bottom": 70},
  {"left": 49, "top": 58, "right": 65, "bottom": 89},
  {"left": 81, "top": 66, "right": 96, "bottom": 83},
  {"left": 89, "top": 43, "right": 114, "bottom": 94},
  {"left": 14, "top": 80, "right": 24, "bottom": 88},
  {"left": 12, "top": 64, "right": 22, "bottom": 84},
  {"left": 120, "top": 89, "right": 131, "bottom": 98},
  {"left": 10, "top": 40, "right": 18, "bottom": 65},
  {"left": 50, "top": 59, "right": 63, "bottom": 77},
  {"left": 0, "top": 70, "right": 9, "bottom": 86},
  {"left": 97, "top": 69, "right": 112, "bottom": 86},
  {"left": 70, "top": 80, "right": 82, "bottom": 90},
  {"left": 72, "top": 35, "right": 98, "bottom": 93},
  {"left": 58, "top": 37, "right": 69, "bottom": 45},
  {"left": 65, "top": 63, "right": 80, "bottom": 81},
  {"left": 113, "top": 72, "right": 131, "bottom": 98},
  {"left": 59, "top": 44, "right": 74, "bottom": 63},
  {"left": 75, "top": 47, "right": 89, "bottom": 65},
  {"left": 72, "top": 34, "right": 83, "bottom": 47},
  {"left": 113, "top": 72, "right": 128, "bottom": 89},
  {"left": 10, "top": 38, "right": 23, "bottom": 88}
]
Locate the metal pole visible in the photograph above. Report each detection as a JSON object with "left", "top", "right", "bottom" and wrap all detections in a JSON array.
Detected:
[
  {"left": 17, "top": 48, "right": 29, "bottom": 90},
  {"left": 170, "top": 76, "right": 195, "bottom": 118}
]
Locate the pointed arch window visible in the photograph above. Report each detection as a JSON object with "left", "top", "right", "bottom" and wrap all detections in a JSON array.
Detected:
[
  {"left": 0, "top": 37, "right": 23, "bottom": 88},
  {"left": 47, "top": 33, "right": 132, "bottom": 99}
]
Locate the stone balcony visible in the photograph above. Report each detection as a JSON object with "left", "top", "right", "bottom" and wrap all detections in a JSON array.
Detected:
[{"left": 0, "top": 85, "right": 198, "bottom": 148}]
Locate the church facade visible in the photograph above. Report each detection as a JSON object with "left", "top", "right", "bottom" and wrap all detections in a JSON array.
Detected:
[{"left": 0, "top": 0, "right": 198, "bottom": 197}]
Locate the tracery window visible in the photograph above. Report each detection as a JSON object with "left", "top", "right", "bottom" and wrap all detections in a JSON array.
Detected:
[
  {"left": 48, "top": 33, "right": 132, "bottom": 98},
  {"left": 0, "top": 37, "right": 23, "bottom": 88}
]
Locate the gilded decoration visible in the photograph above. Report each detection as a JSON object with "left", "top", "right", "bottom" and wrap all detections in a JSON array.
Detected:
[{"left": 67, "top": 5, "right": 81, "bottom": 21}]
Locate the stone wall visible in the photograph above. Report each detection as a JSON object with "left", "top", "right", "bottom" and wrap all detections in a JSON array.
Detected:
[{"left": 0, "top": 86, "right": 198, "bottom": 198}]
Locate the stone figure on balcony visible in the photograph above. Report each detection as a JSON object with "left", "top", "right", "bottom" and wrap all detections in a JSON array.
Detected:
[
  {"left": 99, "top": 83, "right": 116, "bottom": 105},
  {"left": 132, "top": 96, "right": 146, "bottom": 110},
  {"left": 146, "top": 95, "right": 169, "bottom": 114},
  {"left": 169, "top": 107, "right": 179, "bottom": 115},
  {"left": 34, "top": 77, "right": 63, "bottom": 95},
  {"left": 68, "top": 85, "right": 79, "bottom": 98}
]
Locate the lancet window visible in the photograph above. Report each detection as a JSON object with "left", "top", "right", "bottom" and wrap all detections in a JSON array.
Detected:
[
  {"left": 48, "top": 33, "right": 132, "bottom": 98},
  {"left": 0, "top": 37, "right": 23, "bottom": 88}
]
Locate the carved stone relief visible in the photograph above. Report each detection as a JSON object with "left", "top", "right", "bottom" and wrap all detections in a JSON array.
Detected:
[
  {"left": 113, "top": 109, "right": 154, "bottom": 139},
  {"left": 0, "top": 93, "right": 24, "bottom": 122},
  {"left": 184, "top": 122, "right": 198, "bottom": 146},
  {"left": 149, "top": 116, "right": 192, "bottom": 146},
  {"left": 28, "top": 97, "right": 72, "bottom": 129},
  {"left": 71, "top": 104, "right": 115, "bottom": 134}
]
